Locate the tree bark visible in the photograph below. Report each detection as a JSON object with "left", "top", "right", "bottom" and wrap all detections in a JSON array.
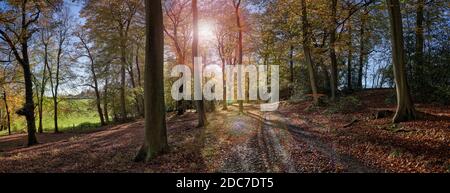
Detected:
[
  {"left": 103, "top": 77, "right": 110, "bottom": 123},
  {"left": 52, "top": 38, "right": 64, "bottom": 133},
  {"left": 289, "top": 45, "right": 295, "bottom": 84},
  {"left": 386, "top": 0, "right": 417, "bottom": 123},
  {"left": 192, "top": 0, "right": 208, "bottom": 127},
  {"left": 92, "top": 67, "right": 106, "bottom": 126},
  {"left": 38, "top": 41, "right": 48, "bottom": 133},
  {"left": 135, "top": 0, "right": 169, "bottom": 162},
  {"left": 120, "top": 49, "right": 127, "bottom": 121},
  {"left": 135, "top": 46, "right": 144, "bottom": 117},
  {"left": 135, "top": 46, "right": 142, "bottom": 87},
  {"left": 22, "top": 44, "right": 38, "bottom": 146},
  {"left": 127, "top": 54, "right": 142, "bottom": 117},
  {"left": 234, "top": 0, "right": 244, "bottom": 113},
  {"left": 221, "top": 57, "right": 228, "bottom": 110},
  {"left": 414, "top": 0, "right": 424, "bottom": 82},
  {"left": 348, "top": 23, "right": 353, "bottom": 91},
  {"left": 329, "top": 0, "right": 338, "bottom": 101},
  {"left": 301, "top": 0, "right": 319, "bottom": 104},
  {"left": 357, "top": 14, "right": 365, "bottom": 90},
  {"left": 3, "top": 91, "right": 11, "bottom": 135},
  {"left": 78, "top": 36, "right": 106, "bottom": 126}
]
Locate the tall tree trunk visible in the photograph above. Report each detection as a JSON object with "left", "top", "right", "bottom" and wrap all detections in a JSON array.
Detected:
[
  {"left": 38, "top": 43, "right": 48, "bottom": 133},
  {"left": 320, "top": 62, "right": 331, "bottom": 94},
  {"left": 103, "top": 77, "right": 110, "bottom": 123},
  {"left": 234, "top": 0, "right": 244, "bottom": 113},
  {"left": 53, "top": 42, "right": 63, "bottom": 133},
  {"left": 3, "top": 91, "right": 11, "bottom": 135},
  {"left": 415, "top": 0, "right": 424, "bottom": 83},
  {"left": 22, "top": 49, "right": 38, "bottom": 145},
  {"left": 357, "top": 16, "right": 365, "bottom": 89},
  {"left": 135, "top": 46, "right": 142, "bottom": 87},
  {"left": 221, "top": 56, "right": 228, "bottom": 110},
  {"left": 192, "top": 0, "right": 208, "bottom": 127},
  {"left": 120, "top": 51, "right": 127, "bottom": 121},
  {"left": 119, "top": 28, "right": 128, "bottom": 121},
  {"left": 135, "top": 46, "right": 144, "bottom": 117},
  {"left": 329, "top": 0, "right": 338, "bottom": 101},
  {"left": 93, "top": 73, "right": 106, "bottom": 126},
  {"left": 78, "top": 36, "right": 106, "bottom": 126},
  {"left": 386, "top": 0, "right": 417, "bottom": 123},
  {"left": 347, "top": 24, "right": 353, "bottom": 91},
  {"left": 128, "top": 55, "right": 142, "bottom": 117},
  {"left": 301, "top": 0, "right": 319, "bottom": 104},
  {"left": 289, "top": 45, "right": 294, "bottom": 84},
  {"left": 135, "top": 0, "right": 169, "bottom": 162}
]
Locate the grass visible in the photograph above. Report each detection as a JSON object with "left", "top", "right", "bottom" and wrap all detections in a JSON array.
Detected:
[{"left": 0, "top": 98, "right": 103, "bottom": 136}]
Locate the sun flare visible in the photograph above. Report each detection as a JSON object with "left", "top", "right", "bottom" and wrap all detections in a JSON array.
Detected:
[{"left": 198, "top": 21, "right": 216, "bottom": 42}]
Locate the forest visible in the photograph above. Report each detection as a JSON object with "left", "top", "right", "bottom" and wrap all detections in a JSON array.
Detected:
[{"left": 0, "top": 0, "right": 449, "bottom": 173}]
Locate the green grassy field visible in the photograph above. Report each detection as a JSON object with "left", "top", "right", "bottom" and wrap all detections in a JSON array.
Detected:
[{"left": 0, "top": 98, "right": 103, "bottom": 136}]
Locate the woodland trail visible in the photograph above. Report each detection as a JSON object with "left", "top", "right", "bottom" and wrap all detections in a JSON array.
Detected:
[{"left": 220, "top": 105, "right": 377, "bottom": 173}]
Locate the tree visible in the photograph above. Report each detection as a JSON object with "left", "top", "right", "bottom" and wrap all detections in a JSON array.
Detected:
[
  {"left": 36, "top": 19, "right": 51, "bottom": 133},
  {"left": 135, "top": 0, "right": 168, "bottom": 162},
  {"left": 192, "top": 0, "right": 208, "bottom": 127},
  {"left": 357, "top": 10, "right": 367, "bottom": 90},
  {"left": 2, "top": 91, "right": 11, "bottom": 135},
  {"left": 81, "top": 0, "right": 141, "bottom": 121},
  {"left": 47, "top": 8, "right": 71, "bottom": 133},
  {"left": 233, "top": 0, "right": 244, "bottom": 113},
  {"left": 164, "top": 0, "right": 191, "bottom": 115},
  {"left": 0, "top": 66, "right": 12, "bottom": 135},
  {"left": 328, "top": 0, "right": 338, "bottom": 101},
  {"left": 300, "top": 0, "right": 319, "bottom": 104},
  {"left": 414, "top": 0, "right": 424, "bottom": 84},
  {"left": 75, "top": 30, "right": 106, "bottom": 126},
  {"left": 347, "top": 22, "right": 353, "bottom": 91},
  {"left": 0, "top": 0, "right": 61, "bottom": 145},
  {"left": 212, "top": 1, "right": 237, "bottom": 111},
  {"left": 386, "top": 0, "right": 417, "bottom": 123}
]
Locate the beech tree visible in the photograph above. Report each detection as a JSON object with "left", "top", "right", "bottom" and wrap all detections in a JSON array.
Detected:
[
  {"left": 300, "top": 0, "right": 319, "bottom": 104},
  {"left": 135, "top": 0, "right": 168, "bottom": 162},
  {"left": 233, "top": 0, "right": 244, "bottom": 113},
  {"left": 386, "top": 0, "right": 417, "bottom": 123},
  {"left": 192, "top": 0, "right": 208, "bottom": 127},
  {"left": 328, "top": 0, "right": 338, "bottom": 101}
]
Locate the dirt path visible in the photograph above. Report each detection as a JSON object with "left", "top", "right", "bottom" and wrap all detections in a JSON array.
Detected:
[
  {"left": 220, "top": 105, "right": 377, "bottom": 173},
  {"left": 219, "top": 106, "right": 296, "bottom": 173}
]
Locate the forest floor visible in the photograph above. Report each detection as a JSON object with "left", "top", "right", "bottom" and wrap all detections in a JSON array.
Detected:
[{"left": 0, "top": 90, "right": 449, "bottom": 173}]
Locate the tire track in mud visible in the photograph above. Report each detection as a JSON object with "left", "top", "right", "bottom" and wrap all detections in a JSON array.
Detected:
[
  {"left": 220, "top": 106, "right": 296, "bottom": 173},
  {"left": 221, "top": 105, "right": 377, "bottom": 173},
  {"left": 272, "top": 110, "right": 379, "bottom": 173}
]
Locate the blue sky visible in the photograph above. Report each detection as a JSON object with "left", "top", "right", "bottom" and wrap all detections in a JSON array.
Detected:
[{"left": 66, "top": 0, "right": 84, "bottom": 23}]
